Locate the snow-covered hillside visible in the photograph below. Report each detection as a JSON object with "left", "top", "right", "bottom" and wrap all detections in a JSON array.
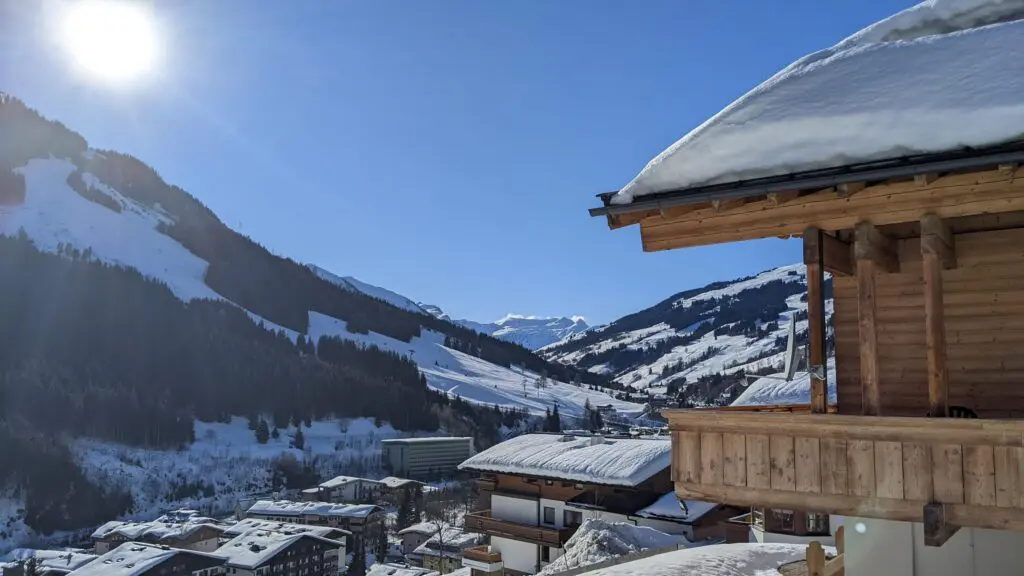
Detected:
[
  {"left": 422, "top": 305, "right": 590, "bottom": 350},
  {"left": 542, "top": 264, "right": 834, "bottom": 406},
  {"left": 309, "top": 265, "right": 427, "bottom": 314}
]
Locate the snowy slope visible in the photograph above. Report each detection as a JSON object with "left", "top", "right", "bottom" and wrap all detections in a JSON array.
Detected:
[
  {"left": 613, "top": 0, "right": 1024, "bottom": 204},
  {"left": 537, "top": 519, "right": 686, "bottom": 576},
  {"left": 542, "top": 265, "right": 831, "bottom": 404},
  {"left": 309, "top": 265, "right": 428, "bottom": 314},
  {"left": 458, "top": 314, "right": 591, "bottom": 350},
  {"left": 308, "top": 312, "right": 643, "bottom": 420}
]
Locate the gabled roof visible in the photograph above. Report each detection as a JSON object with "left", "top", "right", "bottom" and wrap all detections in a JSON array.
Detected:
[
  {"left": 458, "top": 434, "right": 671, "bottom": 487},
  {"left": 89, "top": 517, "right": 225, "bottom": 541},
  {"left": 222, "top": 518, "right": 350, "bottom": 539},
  {"left": 602, "top": 0, "right": 1024, "bottom": 208},
  {"left": 216, "top": 530, "right": 341, "bottom": 569},
  {"left": 246, "top": 499, "right": 379, "bottom": 519},
  {"left": 67, "top": 543, "right": 224, "bottom": 576},
  {"left": 634, "top": 492, "right": 719, "bottom": 524},
  {"left": 397, "top": 521, "right": 440, "bottom": 536}
]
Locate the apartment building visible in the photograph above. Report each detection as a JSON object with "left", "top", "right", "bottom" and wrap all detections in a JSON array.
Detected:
[
  {"left": 380, "top": 437, "right": 473, "bottom": 479},
  {"left": 67, "top": 543, "right": 226, "bottom": 576},
  {"left": 216, "top": 530, "right": 344, "bottom": 576},
  {"left": 458, "top": 433, "right": 737, "bottom": 575},
  {"left": 221, "top": 519, "right": 349, "bottom": 555},
  {"left": 91, "top": 513, "right": 226, "bottom": 554}
]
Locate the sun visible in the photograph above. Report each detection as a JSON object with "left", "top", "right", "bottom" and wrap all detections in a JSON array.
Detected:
[{"left": 59, "top": 0, "right": 160, "bottom": 84}]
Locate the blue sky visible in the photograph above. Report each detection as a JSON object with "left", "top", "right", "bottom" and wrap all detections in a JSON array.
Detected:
[{"left": 2, "top": 0, "right": 910, "bottom": 325}]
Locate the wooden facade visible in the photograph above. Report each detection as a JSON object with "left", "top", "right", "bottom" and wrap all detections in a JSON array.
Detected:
[{"left": 596, "top": 155, "right": 1024, "bottom": 546}]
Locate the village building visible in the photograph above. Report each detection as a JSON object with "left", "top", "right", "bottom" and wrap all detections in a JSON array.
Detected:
[
  {"left": 220, "top": 519, "right": 349, "bottom": 557},
  {"left": 90, "top": 512, "right": 226, "bottom": 554},
  {"left": 215, "top": 529, "right": 345, "bottom": 576},
  {"left": 587, "top": 1, "right": 1024, "bottom": 574},
  {"left": 0, "top": 549, "right": 97, "bottom": 576},
  {"left": 457, "top": 433, "right": 740, "bottom": 575},
  {"left": 66, "top": 542, "right": 226, "bottom": 576},
  {"left": 364, "top": 563, "right": 439, "bottom": 576},
  {"left": 380, "top": 437, "right": 474, "bottom": 479},
  {"left": 396, "top": 522, "right": 439, "bottom": 557},
  {"left": 405, "top": 528, "right": 483, "bottom": 573},
  {"left": 301, "top": 475, "right": 384, "bottom": 503}
]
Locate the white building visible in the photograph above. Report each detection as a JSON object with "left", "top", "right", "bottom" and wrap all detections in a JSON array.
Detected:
[{"left": 215, "top": 529, "right": 345, "bottom": 576}]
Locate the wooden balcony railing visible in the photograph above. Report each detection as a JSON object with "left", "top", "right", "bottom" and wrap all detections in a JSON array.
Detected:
[
  {"left": 462, "top": 545, "right": 502, "bottom": 564},
  {"left": 464, "top": 510, "right": 577, "bottom": 547},
  {"left": 665, "top": 410, "right": 1024, "bottom": 538}
]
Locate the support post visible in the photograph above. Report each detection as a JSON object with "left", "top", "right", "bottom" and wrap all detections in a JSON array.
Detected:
[
  {"left": 853, "top": 222, "right": 895, "bottom": 416},
  {"left": 803, "top": 228, "right": 829, "bottom": 414},
  {"left": 921, "top": 215, "right": 955, "bottom": 417},
  {"left": 924, "top": 502, "right": 960, "bottom": 547}
]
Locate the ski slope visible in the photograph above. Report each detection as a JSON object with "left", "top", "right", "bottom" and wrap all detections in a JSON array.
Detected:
[{"left": 308, "top": 312, "right": 644, "bottom": 420}]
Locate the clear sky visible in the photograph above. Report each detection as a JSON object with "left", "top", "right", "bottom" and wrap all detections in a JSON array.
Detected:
[{"left": 2, "top": 0, "right": 910, "bottom": 325}]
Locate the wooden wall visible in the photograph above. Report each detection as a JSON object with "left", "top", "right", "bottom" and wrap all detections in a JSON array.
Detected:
[{"left": 834, "top": 227, "right": 1024, "bottom": 417}]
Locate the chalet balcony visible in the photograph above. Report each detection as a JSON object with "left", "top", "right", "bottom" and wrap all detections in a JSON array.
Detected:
[
  {"left": 464, "top": 510, "right": 577, "bottom": 547},
  {"left": 461, "top": 545, "right": 503, "bottom": 573},
  {"left": 665, "top": 409, "right": 1024, "bottom": 536}
]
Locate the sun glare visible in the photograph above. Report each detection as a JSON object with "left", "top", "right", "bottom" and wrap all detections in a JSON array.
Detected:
[{"left": 59, "top": 0, "right": 160, "bottom": 84}]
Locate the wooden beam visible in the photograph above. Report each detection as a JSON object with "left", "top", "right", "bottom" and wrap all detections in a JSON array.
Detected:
[
  {"left": 822, "top": 233, "right": 852, "bottom": 276},
  {"left": 836, "top": 182, "right": 866, "bottom": 197},
  {"left": 608, "top": 209, "right": 658, "bottom": 230},
  {"left": 803, "top": 228, "right": 829, "bottom": 414},
  {"left": 711, "top": 198, "right": 745, "bottom": 213},
  {"left": 923, "top": 502, "right": 960, "bottom": 547},
  {"left": 854, "top": 221, "right": 899, "bottom": 273},
  {"left": 659, "top": 204, "right": 701, "bottom": 220},
  {"left": 921, "top": 216, "right": 950, "bottom": 418},
  {"left": 915, "top": 172, "right": 939, "bottom": 186},
  {"left": 767, "top": 190, "right": 800, "bottom": 206}
]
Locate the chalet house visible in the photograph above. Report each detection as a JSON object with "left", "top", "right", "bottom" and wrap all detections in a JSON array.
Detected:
[
  {"left": 215, "top": 530, "right": 345, "bottom": 576},
  {"left": 587, "top": 1, "right": 1024, "bottom": 574},
  {"left": 66, "top": 542, "right": 226, "bottom": 576},
  {"left": 241, "top": 500, "right": 384, "bottom": 557},
  {"left": 221, "top": 519, "right": 349, "bottom": 556},
  {"left": 302, "top": 475, "right": 384, "bottom": 503},
  {"left": 396, "top": 522, "right": 439, "bottom": 557},
  {"left": 458, "top": 433, "right": 740, "bottom": 575},
  {"left": 406, "top": 528, "right": 483, "bottom": 574},
  {"left": 91, "top": 514, "right": 226, "bottom": 554}
]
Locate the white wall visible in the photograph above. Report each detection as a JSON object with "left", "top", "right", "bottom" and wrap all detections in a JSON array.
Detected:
[
  {"left": 540, "top": 498, "right": 567, "bottom": 529},
  {"left": 191, "top": 536, "right": 220, "bottom": 553},
  {"left": 492, "top": 495, "right": 537, "bottom": 526},
  {"left": 491, "top": 535, "right": 538, "bottom": 574},
  {"left": 845, "top": 517, "right": 1024, "bottom": 576}
]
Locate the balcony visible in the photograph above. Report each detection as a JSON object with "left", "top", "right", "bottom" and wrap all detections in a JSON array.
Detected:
[
  {"left": 464, "top": 510, "right": 577, "bottom": 547},
  {"left": 461, "top": 545, "right": 503, "bottom": 573},
  {"left": 666, "top": 409, "right": 1024, "bottom": 538}
]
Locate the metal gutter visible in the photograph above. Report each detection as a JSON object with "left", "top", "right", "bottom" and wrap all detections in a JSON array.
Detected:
[{"left": 589, "top": 145, "right": 1024, "bottom": 218}]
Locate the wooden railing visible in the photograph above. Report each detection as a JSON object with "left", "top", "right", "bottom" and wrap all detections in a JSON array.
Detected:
[
  {"left": 665, "top": 410, "right": 1024, "bottom": 535},
  {"left": 462, "top": 545, "right": 502, "bottom": 564},
  {"left": 807, "top": 525, "right": 844, "bottom": 576},
  {"left": 464, "top": 510, "right": 576, "bottom": 547},
  {"left": 697, "top": 403, "right": 838, "bottom": 414}
]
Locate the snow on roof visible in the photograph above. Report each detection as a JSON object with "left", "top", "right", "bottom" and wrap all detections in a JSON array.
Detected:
[
  {"left": 396, "top": 522, "right": 440, "bottom": 536},
  {"left": 246, "top": 499, "right": 379, "bottom": 519},
  {"left": 572, "top": 542, "right": 808, "bottom": 576},
  {"left": 223, "top": 518, "right": 350, "bottom": 539},
  {"left": 89, "top": 516, "right": 224, "bottom": 542},
  {"left": 381, "top": 436, "right": 473, "bottom": 444},
  {"left": 365, "top": 563, "right": 440, "bottom": 576},
  {"left": 216, "top": 530, "right": 340, "bottom": 569},
  {"left": 458, "top": 434, "right": 671, "bottom": 487},
  {"left": 380, "top": 476, "right": 423, "bottom": 489},
  {"left": 635, "top": 493, "right": 719, "bottom": 524},
  {"left": 612, "top": 0, "right": 1024, "bottom": 204},
  {"left": 67, "top": 543, "right": 222, "bottom": 576},
  {"left": 731, "top": 359, "right": 837, "bottom": 406},
  {"left": 537, "top": 519, "right": 686, "bottom": 576},
  {"left": 319, "top": 475, "right": 381, "bottom": 489},
  {"left": 412, "top": 529, "right": 484, "bottom": 558},
  {"left": 3, "top": 549, "right": 96, "bottom": 572}
]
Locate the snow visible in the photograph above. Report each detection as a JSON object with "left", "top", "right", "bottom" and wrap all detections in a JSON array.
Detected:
[
  {"left": 309, "top": 265, "right": 427, "bottom": 314},
  {"left": 222, "top": 519, "right": 349, "bottom": 539},
  {"left": 635, "top": 493, "right": 718, "bottom": 523},
  {"left": 397, "top": 522, "right": 440, "bottom": 537},
  {"left": 537, "top": 519, "right": 686, "bottom": 576},
  {"left": 411, "top": 529, "right": 483, "bottom": 559},
  {"left": 379, "top": 477, "right": 422, "bottom": 489},
  {"left": 572, "top": 543, "right": 809, "bottom": 576},
  {"left": 246, "top": 500, "right": 379, "bottom": 520},
  {"left": 366, "top": 563, "right": 439, "bottom": 576},
  {"left": 458, "top": 434, "right": 671, "bottom": 487},
  {"left": 460, "top": 314, "right": 591, "bottom": 350},
  {"left": 612, "top": 0, "right": 1024, "bottom": 204},
  {"left": 90, "top": 515, "right": 224, "bottom": 541},
  {"left": 217, "top": 530, "right": 340, "bottom": 569},
  {"left": 731, "top": 359, "right": 837, "bottom": 406},
  {"left": 309, "top": 311, "right": 644, "bottom": 420},
  {"left": 2, "top": 549, "right": 96, "bottom": 572},
  {"left": 68, "top": 543, "right": 221, "bottom": 576}
]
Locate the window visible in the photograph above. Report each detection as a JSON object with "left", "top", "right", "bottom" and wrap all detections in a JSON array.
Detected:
[
  {"left": 543, "top": 506, "right": 555, "bottom": 525},
  {"left": 563, "top": 510, "right": 583, "bottom": 527},
  {"left": 806, "top": 512, "right": 830, "bottom": 535},
  {"left": 541, "top": 546, "right": 551, "bottom": 563}
]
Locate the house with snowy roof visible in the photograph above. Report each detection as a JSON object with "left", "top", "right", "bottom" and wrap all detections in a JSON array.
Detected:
[
  {"left": 241, "top": 499, "right": 384, "bottom": 562},
  {"left": 90, "top": 515, "right": 227, "bottom": 554},
  {"left": 1, "top": 549, "right": 97, "bottom": 576},
  {"left": 302, "top": 475, "right": 385, "bottom": 504},
  {"left": 65, "top": 542, "right": 225, "bottom": 576},
  {"left": 407, "top": 528, "right": 484, "bottom": 574},
  {"left": 457, "top": 433, "right": 739, "bottom": 575},
  {"left": 588, "top": 0, "right": 1024, "bottom": 574},
  {"left": 396, "top": 522, "right": 440, "bottom": 557},
  {"left": 215, "top": 529, "right": 345, "bottom": 576}
]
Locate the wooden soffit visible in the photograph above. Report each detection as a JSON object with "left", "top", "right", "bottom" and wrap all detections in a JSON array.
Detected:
[{"left": 619, "top": 165, "right": 1024, "bottom": 252}]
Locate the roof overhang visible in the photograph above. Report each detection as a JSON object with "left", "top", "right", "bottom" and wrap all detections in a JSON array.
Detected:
[{"left": 590, "top": 143, "right": 1024, "bottom": 252}]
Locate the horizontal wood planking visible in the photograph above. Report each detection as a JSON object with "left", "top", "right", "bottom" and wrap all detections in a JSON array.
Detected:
[{"left": 834, "top": 226, "right": 1024, "bottom": 416}]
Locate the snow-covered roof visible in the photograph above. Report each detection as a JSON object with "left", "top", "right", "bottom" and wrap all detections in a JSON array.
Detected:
[
  {"left": 397, "top": 521, "right": 440, "bottom": 536},
  {"left": 537, "top": 519, "right": 686, "bottom": 576},
  {"left": 611, "top": 0, "right": 1024, "bottom": 205},
  {"left": 223, "top": 518, "right": 350, "bottom": 539},
  {"left": 634, "top": 493, "right": 719, "bottom": 524},
  {"left": 3, "top": 549, "right": 96, "bottom": 572},
  {"left": 319, "top": 475, "right": 382, "bottom": 489},
  {"left": 381, "top": 436, "right": 473, "bottom": 445},
  {"left": 380, "top": 476, "right": 423, "bottom": 489},
  {"left": 246, "top": 499, "right": 379, "bottom": 519},
  {"left": 458, "top": 434, "right": 671, "bottom": 487},
  {"left": 89, "top": 517, "right": 224, "bottom": 542},
  {"left": 412, "top": 530, "right": 484, "bottom": 558},
  {"left": 366, "top": 563, "right": 440, "bottom": 576},
  {"left": 216, "top": 530, "right": 341, "bottom": 569},
  {"left": 67, "top": 543, "right": 224, "bottom": 576}
]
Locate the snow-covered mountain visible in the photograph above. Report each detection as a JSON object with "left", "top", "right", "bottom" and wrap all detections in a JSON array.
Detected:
[
  {"left": 421, "top": 306, "right": 590, "bottom": 350},
  {"left": 308, "top": 264, "right": 428, "bottom": 314},
  {"left": 541, "top": 265, "right": 835, "bottom": 407}
]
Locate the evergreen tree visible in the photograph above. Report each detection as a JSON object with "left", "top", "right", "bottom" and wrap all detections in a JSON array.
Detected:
[
  {"left": 271, "top": 427, "right": 280, "bottom": 440},
  {"left": 551, "top": 404, "right": 561, "bottom": 432},
  {"left": 348, "top": 542, "right": 366, "bottom": 576},
  {"left": 543, "top": 407, "right": 552, "bottom": 431},
  {"left": 293, "top": 427, "right": 305, "bottom": 450},
  {"left": 396, "top": 490, "right": 414, "bottom": 532},
  {"left": 255, "top": 419, "right": 270, "bottom": 444}
]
